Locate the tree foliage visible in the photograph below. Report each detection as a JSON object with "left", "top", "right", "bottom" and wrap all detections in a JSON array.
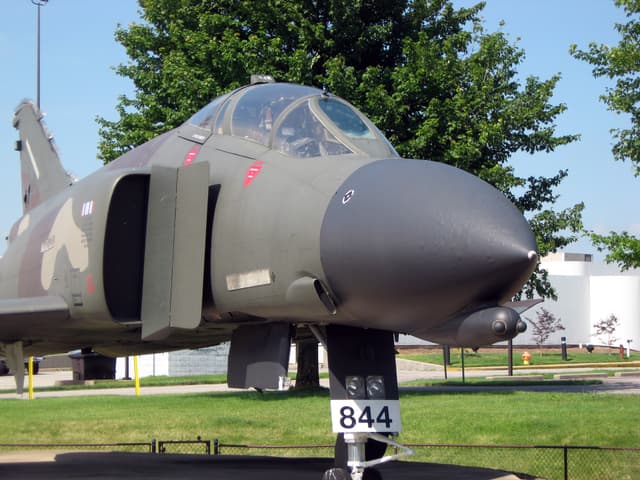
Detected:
[
  {"left": 98, "top": 0, "right": 584, "bottom": 299},
  {"left": 593, "top": 313, "right": 620, "bottom": 348},
  {"left": 571, "top": 0, "right": 640, "bottom": 270},
  {"left": 590, "top": 230, "right": 640, "bottom": 270},
  {"left": 570, "top": 0, "right": 640, "bottom": 172},
  {"left": 526, "top": 307, "right": 565, "bottom": 355}
]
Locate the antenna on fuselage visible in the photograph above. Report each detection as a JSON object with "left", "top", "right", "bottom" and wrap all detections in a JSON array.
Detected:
[{"left": 250, "top": 74, "right": 275, "bottom": 85}]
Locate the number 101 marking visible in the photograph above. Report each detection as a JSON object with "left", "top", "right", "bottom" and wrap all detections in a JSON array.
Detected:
[{"left": 330, "top": 400, "right": 402, "bottom": 433}]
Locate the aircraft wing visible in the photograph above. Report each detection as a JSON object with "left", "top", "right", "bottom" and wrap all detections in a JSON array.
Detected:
[
  {"left": 0, "top": 296, "right": 69, "bottom": 341},
  {"left": 503, "top": 298, "right": 543, "bottom": 314}
]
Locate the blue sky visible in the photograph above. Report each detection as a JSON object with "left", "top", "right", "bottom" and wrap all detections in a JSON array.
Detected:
[{"left": 0, "top": 1, "right": 636, "bottom": 257}]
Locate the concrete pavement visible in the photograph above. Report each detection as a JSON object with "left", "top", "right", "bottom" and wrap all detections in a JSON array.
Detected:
[{"left": 1, "top": 362, "right": 639, "bottom": 398}]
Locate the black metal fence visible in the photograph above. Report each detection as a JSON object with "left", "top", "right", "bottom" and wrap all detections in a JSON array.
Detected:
[
  {"left": 216, "top": 442, "right": 333, "bottom": 457},
  {"left": 157, "top": 438, "right": 211, "bottom": 455},
  {"left": 0, "top": 438, "right": 211, "bottom": 455},
  {"left": 0, "top": 441, "right": 154, "bottom": 453},
  {"left": 0, "top": 440, "right": 638, "bottom": 479},
  {"left": 399, "top": 443, "right": 640, "bottom": 480}
]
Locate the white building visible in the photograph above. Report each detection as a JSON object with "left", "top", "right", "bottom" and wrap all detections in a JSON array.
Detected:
[
  {"left": 116, "top": 342, "right": 325, "bottom": 379},
  {"left": 116, "top": 344, "right": 230, "bottom": 379},
  {"left": 396, "top": 252, "right": 640, "bottom": 349},
  {"left": 121, "top": 252, "right": 639, "bottom": 377},
  {"left": 518, "top": 252, "right": 640, "bottom": 348}
]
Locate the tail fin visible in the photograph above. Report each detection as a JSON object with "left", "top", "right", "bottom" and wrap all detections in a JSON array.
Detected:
[{"left": 12, "top": 101, "right": 73, "bottom": 213}]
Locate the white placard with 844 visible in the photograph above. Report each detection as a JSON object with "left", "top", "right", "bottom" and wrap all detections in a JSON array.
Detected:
[{"left": 330, "top": 400, "right": 402, "bottom": 433}]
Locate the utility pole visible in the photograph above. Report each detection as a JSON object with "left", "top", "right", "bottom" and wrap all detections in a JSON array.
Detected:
[{"left": 31, "top": 0, "right": 49, "bottom": 109}]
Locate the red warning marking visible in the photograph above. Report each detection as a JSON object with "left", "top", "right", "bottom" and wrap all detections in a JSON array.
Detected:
[
  {"left": 86, "top": 273, "right": 96, "bottom": 294},
  {"left": 244, "top": 160, "right": 265, "bottom": 187},
  {"left": 183, "top": 145, "right": 201, "bottom": 166}
]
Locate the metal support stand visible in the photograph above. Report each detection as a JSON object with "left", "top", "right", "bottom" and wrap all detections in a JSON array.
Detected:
[
  {"left": 31, "top": 0, "right": 48, "bottom": 109},
  {"left": 124, "top": 356, "right": 131, "bottom": 380},
  {"left": 4, "top": 341, "right": 25, "bottom": 395},
  {"left": 508, "top": 339, "right": 513, "bottom": 376},
  {"left": 442, "top": 345, "right": 448, "bottom": 380}
]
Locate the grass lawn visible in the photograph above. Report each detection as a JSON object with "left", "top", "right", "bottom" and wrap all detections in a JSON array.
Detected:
[
  {"left": 0, "top": 389, "right": 637, "bottom": 478},
  {"left": 399, "top": 350, "right": 639, "bottom": 368},
  {"left": 0, "top": 389, "right": 637, "bottom": 447}
]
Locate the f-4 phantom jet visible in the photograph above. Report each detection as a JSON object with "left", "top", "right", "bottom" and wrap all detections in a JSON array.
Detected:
[{"left": 1, "top": 77, "right": 538, "bottom": 479}]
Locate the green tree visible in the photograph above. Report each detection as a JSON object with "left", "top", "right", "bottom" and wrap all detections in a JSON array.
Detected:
[
  {"left": 570, "top": 0, "right": 640, "bottom": 171},
  {"left": 590, "top": 230, "right": 640, "bottom": 271},
  {"left": 97, "top": 0, "right": 323, "bottom": 160},
  {"left": 570, "top": 0, "right": 640, "bottom": 270},
  {"left": 98, "top": 0, "right": 583, "bottom": 299},
  {"left": 526, "top": 308, "right": 565, "bottom": 356},
  {"left": 593, "top": 313, "right": 620, "bottom": 350}
]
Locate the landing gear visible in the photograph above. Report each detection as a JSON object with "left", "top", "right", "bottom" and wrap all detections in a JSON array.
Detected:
[
  {"left": 334, "top": 433, "right": 389, "bottom": 468},
  {"left": 342, "top": 433, "right": 414, "bottom": 480},
  {"left": 321, "top": 325, "right": 414, "bottom": 480},
  {"left": 2, "top": 341, "right": 25, "bottom": 395}
]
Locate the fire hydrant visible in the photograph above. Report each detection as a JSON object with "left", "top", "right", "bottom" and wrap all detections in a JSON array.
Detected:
[{"left": 522, "top": 351, "right": 531, "bottom": 366}]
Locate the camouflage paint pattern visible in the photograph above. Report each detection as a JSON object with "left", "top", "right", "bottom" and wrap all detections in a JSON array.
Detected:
[{"left": 0, "top": 83, "right": 537, "bottom": 359}]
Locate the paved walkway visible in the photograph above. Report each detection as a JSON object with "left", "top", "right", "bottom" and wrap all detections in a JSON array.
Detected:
[{"left": 0, "top": 363, "right": 638, "bottom": 398}]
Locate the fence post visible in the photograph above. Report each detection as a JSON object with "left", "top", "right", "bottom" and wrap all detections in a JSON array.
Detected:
[
  {"left": 151, "top": 438, "right": 157, "bottom": 454},
  {"left": 563, "top": 446, "right": 568, "bottom": 480},
  {"left": 213, "top": 438, "right": 219, "bottom": 456}
]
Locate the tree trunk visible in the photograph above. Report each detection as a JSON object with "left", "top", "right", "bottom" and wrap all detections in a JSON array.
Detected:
[{"left": 294, "top": 339, "right": 320, "bottom": 389}]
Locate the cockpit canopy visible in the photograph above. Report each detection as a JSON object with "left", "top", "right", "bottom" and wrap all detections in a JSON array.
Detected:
[{"left": 186, "top": 83, "right": 398, "bottom": 158}]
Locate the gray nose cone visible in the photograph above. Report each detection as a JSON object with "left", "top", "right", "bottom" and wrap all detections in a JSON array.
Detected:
[{"left": 320, "top": 159, "right": 538, "bottom": 332}]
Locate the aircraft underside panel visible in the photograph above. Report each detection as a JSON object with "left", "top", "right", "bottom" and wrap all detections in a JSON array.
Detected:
[{"left": 227, "top": 323, "right": 292, "bottom": 390}]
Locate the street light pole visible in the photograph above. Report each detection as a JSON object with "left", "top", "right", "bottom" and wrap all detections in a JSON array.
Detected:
[{"left": 31, "top": 0, "right": 48, "bottom": 110}]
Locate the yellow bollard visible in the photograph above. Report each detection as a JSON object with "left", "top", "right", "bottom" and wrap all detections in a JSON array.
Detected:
[
  {"left": 28, "top": 356, "right": 34, "bottom": 400},
  {"left": 133, "top": 356, "right": 141, "bottom": 397}
]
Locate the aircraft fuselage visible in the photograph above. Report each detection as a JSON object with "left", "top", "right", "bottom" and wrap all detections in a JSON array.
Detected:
[{"left": 0, "top": 82, "right": 537, "bottom": 357}]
